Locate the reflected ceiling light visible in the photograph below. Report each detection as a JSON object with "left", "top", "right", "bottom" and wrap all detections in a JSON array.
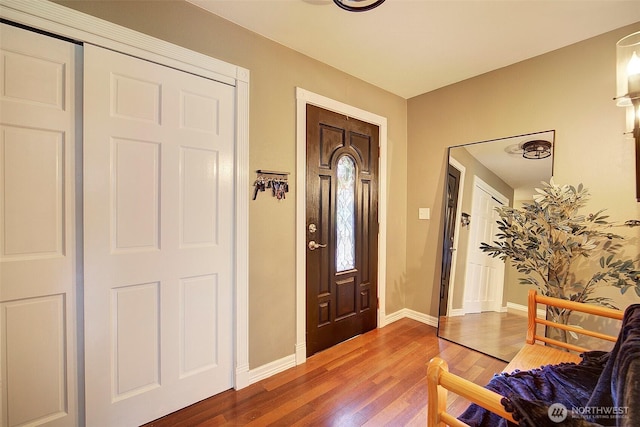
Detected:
[
  {"left": 615, "top": 30, "right": 640, "bottom": 201},
  {"left": 521, "top": 140, "right": 552, "bottom": 160},
  {"left": 333, "top": 0, "right": 386, "bottom": 12}
]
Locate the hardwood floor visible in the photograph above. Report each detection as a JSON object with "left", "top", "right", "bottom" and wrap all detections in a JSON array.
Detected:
[
  {"left": 438, "top": 311, "right": 530, "bottom": 361},
  {"left": 144, "top": 318, "right": 506, "bottom": 427}
]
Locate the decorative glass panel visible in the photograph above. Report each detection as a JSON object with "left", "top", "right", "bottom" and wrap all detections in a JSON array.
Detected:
[{"left": 336, "top": 156, "right": 355, "bottom": 272}]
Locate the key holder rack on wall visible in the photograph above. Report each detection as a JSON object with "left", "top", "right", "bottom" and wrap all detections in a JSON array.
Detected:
[{"left": 253, "top": 170, "right": 289, "bottom": 200}]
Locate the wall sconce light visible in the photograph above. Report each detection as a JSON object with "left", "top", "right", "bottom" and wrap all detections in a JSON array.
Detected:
[
  {"left": 615, "top": 30, "right": 640, "bottom": 201},
  {"left": 521, "top": 140, "right": 552, "bottom": 160},
  {"left": 333, "top": 0, "right": 386, "bottom": 12},
  {"left": 461, "top": 212, "right": 471, "bottom": 229}
]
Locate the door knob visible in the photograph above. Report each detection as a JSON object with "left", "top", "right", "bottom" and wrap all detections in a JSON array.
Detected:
[{"left": 308, "top": 240, "right": 327, "bottom": 250}]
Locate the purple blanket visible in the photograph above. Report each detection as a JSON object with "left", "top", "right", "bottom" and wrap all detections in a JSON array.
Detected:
[{"left": 457, "top": 304, "right": 640, "bottom": 427}]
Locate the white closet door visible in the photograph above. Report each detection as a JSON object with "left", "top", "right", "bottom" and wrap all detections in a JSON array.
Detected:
[
  {"left": 83, "top": 44, "right": 235, "bottom": 426},
  {"left": 0, "top": 23, "right": 79, "bottom": 427}
]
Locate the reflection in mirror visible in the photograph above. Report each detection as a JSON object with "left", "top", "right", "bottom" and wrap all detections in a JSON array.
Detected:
[{"left": 438, "top": 131, "right": 555, "bottom": 362}]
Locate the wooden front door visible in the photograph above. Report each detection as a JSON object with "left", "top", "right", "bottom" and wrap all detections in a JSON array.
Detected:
[{"left": 305, "top": 104, "right": 379, "bottom": 357}]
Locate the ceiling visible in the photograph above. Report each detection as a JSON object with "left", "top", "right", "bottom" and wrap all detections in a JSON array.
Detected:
[
  {"left": 455, "top": 130, "right": 555, "bottom": 200},
  {"left": 187, "top": 0, "right": 640, "bottom": 99}
]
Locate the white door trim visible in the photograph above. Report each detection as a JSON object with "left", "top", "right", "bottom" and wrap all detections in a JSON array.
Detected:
[
  {"left": 295, "top": 87, "right": 388, "bottom": 365},
  {"left": 473, "top": 176, "right": 510, "bottom": 207},
  {"left": 0, "top": 0, "right": 251, "bottom": 389}
]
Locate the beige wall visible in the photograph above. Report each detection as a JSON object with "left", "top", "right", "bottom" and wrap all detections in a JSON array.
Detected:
[
  {"left": 54, "top": 0, "right": 408, "bottom": 368},
  {"left": 408, "top": 22, "right": 640, "bottom": 318}
]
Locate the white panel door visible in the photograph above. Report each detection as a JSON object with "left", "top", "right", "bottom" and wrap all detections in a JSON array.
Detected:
[
  {"left": 464, "top": 185, "right": 505, "bottom": 314},
  {"left": 83, "top": 44, "right": 235, "bottom": 426},
  {"left": 0, "top": 23, "right": 79, "bottom": 427}
]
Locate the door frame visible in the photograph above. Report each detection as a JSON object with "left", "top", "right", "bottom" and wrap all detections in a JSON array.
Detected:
[
  {"left": 0, "top": 0, "right": 251, "bottom": 389},
  {"left": 295, "top": 87, "right": 388, "bottom": 364},
  {"left": 444, "top": 157, "right": 466, "bottom": 317}
]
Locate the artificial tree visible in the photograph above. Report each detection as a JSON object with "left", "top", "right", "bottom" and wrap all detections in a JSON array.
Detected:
[{"left": 479, "top": 180, "right": 640, "bottom": 343}]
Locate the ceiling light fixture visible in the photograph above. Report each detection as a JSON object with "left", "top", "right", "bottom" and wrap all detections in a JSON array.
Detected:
[
  {"left": 333, "top": 0, "right": 386, "bottom": 12},
  {"left": 615, "top": 30, "right": 640, "bottom": 201},
  {"left": 521, "top": 140, "right": 552, "bottom": 160}
]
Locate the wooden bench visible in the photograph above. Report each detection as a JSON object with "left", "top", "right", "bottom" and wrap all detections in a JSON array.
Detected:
[{"left": 427, "top": 290, "right": 624, "bottom": 427}]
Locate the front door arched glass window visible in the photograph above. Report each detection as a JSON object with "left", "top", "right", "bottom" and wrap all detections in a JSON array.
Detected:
[{"left": 336, "top": 155, "right": 355, "bottom": 272}]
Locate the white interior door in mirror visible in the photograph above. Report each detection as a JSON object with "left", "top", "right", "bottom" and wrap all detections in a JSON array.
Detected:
[{"left": 464, "top": 180, "right": 508, "bottom": 314}]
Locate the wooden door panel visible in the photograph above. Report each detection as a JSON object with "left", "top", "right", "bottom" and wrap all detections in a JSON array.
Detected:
[
  {"left": 306, "top": 104, "right": 378, "bottom": 357},
  {"left": 319, "top": 125, "right": 344, "bottom": 166},
  {"left": 336, "top": 277, "right": 356, "bottom": 319},
  {"left": 349, "top": 130, "right": 374, "bottom": 173}
]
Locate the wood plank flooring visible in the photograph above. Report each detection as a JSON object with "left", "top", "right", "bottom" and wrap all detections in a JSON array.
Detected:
[
  {"left": 144, "top": 318, "right": 507, "bottom": 427},
  {"left": 438, "top": 311, "right": 531, "bottom": 361}
]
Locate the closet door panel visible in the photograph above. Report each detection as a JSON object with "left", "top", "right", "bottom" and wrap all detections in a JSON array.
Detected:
[
  {"left": 84, "top": 44, "right": 235, "bottom": 427},
  {"left": 0, "top": 23, "right": 79, "bottom": 427}
]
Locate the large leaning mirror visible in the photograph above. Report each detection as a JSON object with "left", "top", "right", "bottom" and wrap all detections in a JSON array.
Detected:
[{"left": 437, "top": 130, "right": 555, "bottom": 362}]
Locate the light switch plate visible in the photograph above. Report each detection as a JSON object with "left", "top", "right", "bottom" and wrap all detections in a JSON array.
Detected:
[{"left": 419, "top": 208, "right": 430, "bottom": 220}]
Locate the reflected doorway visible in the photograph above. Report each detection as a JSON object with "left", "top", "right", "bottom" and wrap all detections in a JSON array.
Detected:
[{"left": 437, "top": 130, "right": 554, "bottom": 361}]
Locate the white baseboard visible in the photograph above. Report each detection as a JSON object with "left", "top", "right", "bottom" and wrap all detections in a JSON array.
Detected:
[
  {"left": 235, "top": 363, "right": 250, "bottom": 390},
  {"left": 448, "top": 308, "right": 465, "bottom": 317},
  {"left": 447, "top": 306, "right": 508, "bottom": 316},
  {"left": 385, "top": 308, "right": 438, "bottom": 327},
  {"left": 246, "top": 354, "right": 296, "bottom": 386},
  {"left": 507, "top": 301, "right": 545, "bottom": 317},
  {"left": 383, "top": 309, "right": 405, "bottom": 325},
  {"left": 294, "top": 342, "right": 306, "bottom": 366},
  {"left": 507, "top": 301, "right": 526, "bottom": 313}
]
